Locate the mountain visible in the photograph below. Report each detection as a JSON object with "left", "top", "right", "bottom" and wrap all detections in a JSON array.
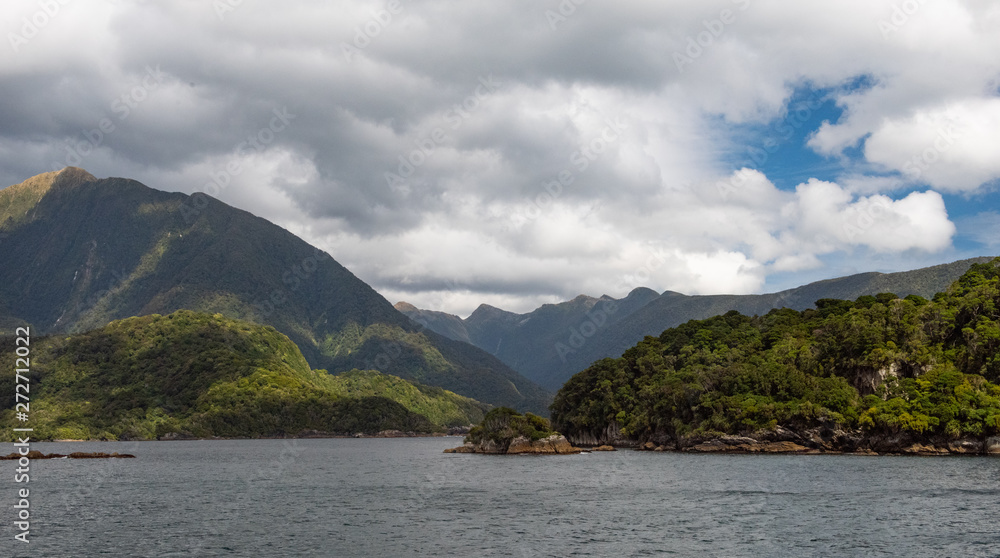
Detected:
[
  {"left": 0, "top": 311, "right": 487, "bottom": 440},
  {"left": 397, "top": 287, "right": 661, "bottom": 390},
  {"left": 400, "top": 259, "right": 991, "bottom": 391},
  {"left": 570, "top": 257, "right": 994, "bottom": 389},
  {"left": 0, "top": 168, "right": 551, "bottom": 413},
  {"left": 549, "top": 259, "right": 1000, "bottom": 454},
  {"left": 394, "top": 301, "right": 472, "bottom": 344}
]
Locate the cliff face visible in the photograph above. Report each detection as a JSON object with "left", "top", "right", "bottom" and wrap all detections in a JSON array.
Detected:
[
  {"left": 567, "top": 424, "right": 1000, "bottom": 456},
  {"left": 445, "top": 434, "right": 582, "bottom": 455}
]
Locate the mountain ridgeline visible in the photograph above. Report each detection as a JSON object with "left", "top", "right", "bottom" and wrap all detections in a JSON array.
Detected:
[
  {"left": 0, "top": 168, "right": 551, "bottom": 414},
  {"left": 0, "top": 311, "right": 487, "bottom": 440},
  {"left": 397, "top": 258, "right": 991, "bottom": 391},
  {"left": 550, "top": 260, "right": 1000, "bottom": 454}
]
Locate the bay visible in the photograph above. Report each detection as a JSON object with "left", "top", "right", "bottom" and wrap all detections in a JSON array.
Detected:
[{"left": 3, "top": 438, "right": 998, "bottom": 557}]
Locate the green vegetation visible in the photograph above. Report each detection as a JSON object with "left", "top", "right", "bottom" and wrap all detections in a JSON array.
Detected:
[
  {"left": 551, "top": 260, "right": 1000, "bottom": 444},
  {"left": 0, "top": 169, "right": 551, "bottom": 414},
  {"left": 320, "top": 369, "right": 486, "bottom": 428},
  {"left": 0, "top": 311, "right": 487, "bottom": 441},
  {"left": 466, "top": 407, "right": 555, "bottom": 452}
]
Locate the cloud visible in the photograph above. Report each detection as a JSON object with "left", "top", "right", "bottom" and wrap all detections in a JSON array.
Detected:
[
  {"left": 863, "top": 98, "right": 1000, "bottom": 192},
  {"left": 0, "top": 0, "right": 994, "bottom": 315},
  {"left": 957, "top": 211, "right": 1000, "bottom": 249}
]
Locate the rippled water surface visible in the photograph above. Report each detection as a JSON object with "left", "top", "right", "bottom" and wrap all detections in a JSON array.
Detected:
[{"left": 3, "top": 438, "right": 998, "bottom": 557}]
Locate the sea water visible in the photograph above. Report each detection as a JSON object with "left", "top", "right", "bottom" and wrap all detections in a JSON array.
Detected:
[{"left": 3, "top": 437, "right": 998, "bottom": 557}]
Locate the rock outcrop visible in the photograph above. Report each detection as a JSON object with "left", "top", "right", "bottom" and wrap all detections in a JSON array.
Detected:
[
  {"left": 445, "top": 434, "right": 582, "bottom": 455},
  {"left": 685, "top": 437, "right": 813, "bottom": 454},
  {"left": 986, "top": 437, "right": 1000, "bottom": 455},
  {"left": 0, "top": 451, "right": 136, "bottom": 459},
  {"left": 590, "top": 425, "right": 1000, "bottom": 456}
]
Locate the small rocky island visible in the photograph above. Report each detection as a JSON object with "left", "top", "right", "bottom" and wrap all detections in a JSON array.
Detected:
[{"left": 445, "top": 408, "right": 582, "bottom": 455}]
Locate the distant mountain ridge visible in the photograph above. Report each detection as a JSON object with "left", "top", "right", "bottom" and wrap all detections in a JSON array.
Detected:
[
  {"left": 0, "top": 168, "right": 551, "bottom": 413},
  {"left": 398, "top": 258, "right": 992, "bottom": 390}
]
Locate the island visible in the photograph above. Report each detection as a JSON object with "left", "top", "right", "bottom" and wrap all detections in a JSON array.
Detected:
[
  {"left": 445, "top": 407, "right": 582, "bottom": 454},
  {"left": 551, "top": 260, "right": 1000, "bottom": 456}
]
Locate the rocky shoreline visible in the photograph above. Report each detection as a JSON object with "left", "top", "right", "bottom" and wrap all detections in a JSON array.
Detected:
[
  {"left": 445, "top": 434, "right": 583, "bottom": 454},
  {"left": 566, "top": 424, "right": 1000, "bottom": 456},
  {"left": 152, "top": 427, "right": 472, "bottom": 441},
  {"left": 0, "top": 451, "right": 135, "bottom": 460}
]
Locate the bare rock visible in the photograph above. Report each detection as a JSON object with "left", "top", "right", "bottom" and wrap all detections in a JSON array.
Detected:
[
  {"left": 985, "top": 437, "right": 1000, "bottom": 455},
  {"left": 947, "top": 439, "right": 981, "bottom": 454},
  {"left": 0, "top": 452, "right": 135, "bottom": 459},
  {"left": 446, "top": 434, "right": 582, "bottom": 455},
  {"left": 443, "top": 443, "right": 476, "bottom": 454},
  {"left": 592, "top": 445, "right": 616, "bottom": 451},
  {"left": 508, "top": 435, "right": 582, "bottom": 455},
  {"left": 903, "top": 444, "right": 948, "bottom": 455},
  {"left": 687, "top": 439, "right": 810, "bottom": 453}
]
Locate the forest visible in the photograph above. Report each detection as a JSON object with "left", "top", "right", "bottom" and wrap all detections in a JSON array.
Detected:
[
  {"left": 0, "top": 310, "right": 486, "bottom": 440},
  {"left": 551, "top": 259, "right": 1000, "bottom": 447}
]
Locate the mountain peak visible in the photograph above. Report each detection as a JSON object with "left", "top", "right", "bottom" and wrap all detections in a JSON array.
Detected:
[
  {"left": 627, "top": 286, "right": 659, "bottom": 298},
  {"left": 1, "top": 167, "right": 98, "bottom": 228},
  {"left": 6, "top": 167, "right": 97, "bottom": 195},
  {"left": 394, "top": 301, "right": 419, "bottom": 312},
  {"left": 54, "top": 166, "right": 97, "bottom": 186},
  {"left": 468, "top": 303, "right": 518, "bottom": 322}
]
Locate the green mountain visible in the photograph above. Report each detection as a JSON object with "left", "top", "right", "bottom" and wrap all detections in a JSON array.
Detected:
[
  {"left": 0, "top": 310, "right": 488, "bottom": 440},
  {"left": 401, "top": 259, "right": 991, "bottom": 391},
  {"left": 0, "top": 168, "right": 551, "bottom": 413},
  {"left": 397, "top": 288, "right": 661, "bottom": 390},
  {"left": 550, "top": 260, "right": 1000, "bottom": 452},
  {"left": 394, "top": 301, "right": 472, "bottom": 344}
]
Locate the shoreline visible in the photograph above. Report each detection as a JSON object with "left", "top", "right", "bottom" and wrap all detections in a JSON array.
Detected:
[{"left": 22, "top": 431, "right": 468, "bottom": 443}]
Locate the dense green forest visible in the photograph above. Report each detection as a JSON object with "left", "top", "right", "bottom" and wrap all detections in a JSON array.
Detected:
[
  {"left": 0, "top": 310, "right": 487, "bottom": 441},
  {"left": 551, "top": 260, "right": 1000, "bottom": 447},
  {"left": 465, "top": 407, "right": 555, "bottom": 452}
]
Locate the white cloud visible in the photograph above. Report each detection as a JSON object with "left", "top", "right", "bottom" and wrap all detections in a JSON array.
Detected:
[
  {"left": 864, "top": 98, "right": 1000, "bottom": 192},
  {"left": 0, "top": 0, "right": 994, "bottom": 315}
]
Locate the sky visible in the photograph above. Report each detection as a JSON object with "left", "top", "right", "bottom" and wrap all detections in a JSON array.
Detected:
[{"left": 2, "top": 0, "right": 999, "bottom": 316}]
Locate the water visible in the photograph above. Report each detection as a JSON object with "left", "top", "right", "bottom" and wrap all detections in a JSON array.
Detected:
[{"left": 2, "top": 438, "right": 998, "bottom": 557}]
